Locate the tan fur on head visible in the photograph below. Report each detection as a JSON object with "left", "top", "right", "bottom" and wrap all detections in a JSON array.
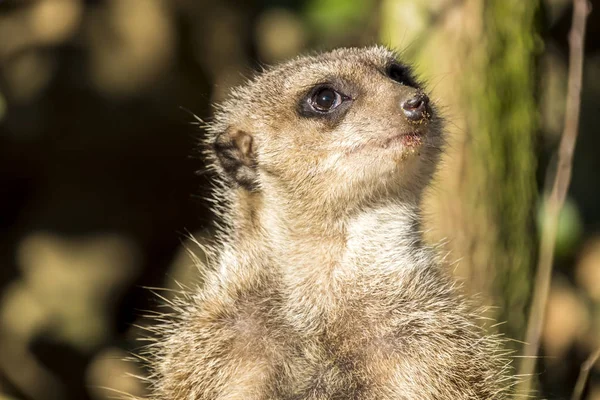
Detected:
[
  {"left": 208, "top": 47, "right": 443, "bottom": 217},
  {"left": 142, "top": 46, "right": 514, "bottom": 399}
]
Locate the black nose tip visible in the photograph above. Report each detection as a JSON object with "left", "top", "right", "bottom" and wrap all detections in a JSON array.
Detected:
[{"left": 402, "top": 93, "right": 430, "bottom": 122}]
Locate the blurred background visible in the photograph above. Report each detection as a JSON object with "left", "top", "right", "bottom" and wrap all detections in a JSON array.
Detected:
[{"left": 0, "top": 0, "right": 598, "bottom": 399}]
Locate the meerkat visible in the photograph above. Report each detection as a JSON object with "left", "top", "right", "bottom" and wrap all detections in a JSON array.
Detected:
[{"left": 144, "top": 46, "right": 512, "bottom": 399}]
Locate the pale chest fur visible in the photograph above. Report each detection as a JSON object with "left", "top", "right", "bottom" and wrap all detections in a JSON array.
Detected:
[
  {"left": 209, "top": 204, "right": 483, "bottom": 399},
  {"left": 263, "top": 204, "right": 434, "bottom": 335}
]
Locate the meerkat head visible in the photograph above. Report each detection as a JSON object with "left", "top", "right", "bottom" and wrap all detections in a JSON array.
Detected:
[{"left": 209, "top": 46, "right": 443, "bottom": 214}]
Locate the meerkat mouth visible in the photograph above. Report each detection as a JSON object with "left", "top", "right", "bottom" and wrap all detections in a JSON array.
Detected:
[
  {"left": 381, "top": 131, "right": 424, "bottom": 149},
  {"left": 345, "top": 131, "right": 425, "bottom": 156}
]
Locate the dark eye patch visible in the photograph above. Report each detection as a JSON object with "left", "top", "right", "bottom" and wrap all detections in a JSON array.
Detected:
[
  {"left": 297, "top": 83, "right": 352, "bottom": 120},
  {"left": 386, "top": 62, "right": 418, "bottom": 88}
]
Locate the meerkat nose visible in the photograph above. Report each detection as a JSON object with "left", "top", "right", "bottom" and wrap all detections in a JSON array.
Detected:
[{"left": 401, "top": 93, "right": 430, "bottom": 122}]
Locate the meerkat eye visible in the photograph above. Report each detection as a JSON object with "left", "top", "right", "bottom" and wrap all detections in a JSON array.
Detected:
[
  {"left": 309, "top": 87, "right": 343, "bottom": 112},
  {"left": 387, "top": 63, "right": 416, "bottom": 87}
]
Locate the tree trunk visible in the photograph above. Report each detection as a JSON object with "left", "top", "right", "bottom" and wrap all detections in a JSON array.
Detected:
[{"left": 381, "top": 0, "right": 539, "bottom": 350}]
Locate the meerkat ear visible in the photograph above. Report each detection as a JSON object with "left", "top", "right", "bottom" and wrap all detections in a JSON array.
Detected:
[{"left": 212, "top": 128, "right": 258, "bottom": 190}]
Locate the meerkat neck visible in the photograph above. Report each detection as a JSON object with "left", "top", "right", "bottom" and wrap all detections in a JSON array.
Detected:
[
  {"left": 228, "top": 188, "right": 426, "bottom": 273},
  {"left": 226, "top": 188, "right": 427, "bottom": 329}
]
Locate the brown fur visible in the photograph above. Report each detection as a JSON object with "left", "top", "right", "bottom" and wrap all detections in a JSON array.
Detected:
[{"left": 143, "top": 47, "right": 513, "bottom": 399}]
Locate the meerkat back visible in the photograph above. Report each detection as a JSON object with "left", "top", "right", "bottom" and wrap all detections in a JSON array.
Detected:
[{"left": 144, "top": 46, "right": 513, "bottom": 400}]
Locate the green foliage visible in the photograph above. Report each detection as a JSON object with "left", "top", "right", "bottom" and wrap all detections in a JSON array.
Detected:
[
  {"left": 304, "top": 0, "right": 373, "bottom": 36},
  {"left": 538, "top": 197, "right": 584, "bottom": 258}
]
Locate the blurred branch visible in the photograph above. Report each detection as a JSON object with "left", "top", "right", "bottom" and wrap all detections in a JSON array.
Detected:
[
  {"left": 516, "top": 0, "right": 591, "bottom": 396},
  {"left": 572, "top": 348, "right": 600, "bottom": 400}
]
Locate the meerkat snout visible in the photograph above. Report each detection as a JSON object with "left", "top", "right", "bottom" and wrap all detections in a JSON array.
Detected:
[{"left": 401, "top": 92, "right": 430, "bottom": 122}]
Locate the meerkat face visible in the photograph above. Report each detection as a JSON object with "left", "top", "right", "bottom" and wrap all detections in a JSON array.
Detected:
[{"left": 211, "top": 47, "right": 443, "bottom": 209}]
